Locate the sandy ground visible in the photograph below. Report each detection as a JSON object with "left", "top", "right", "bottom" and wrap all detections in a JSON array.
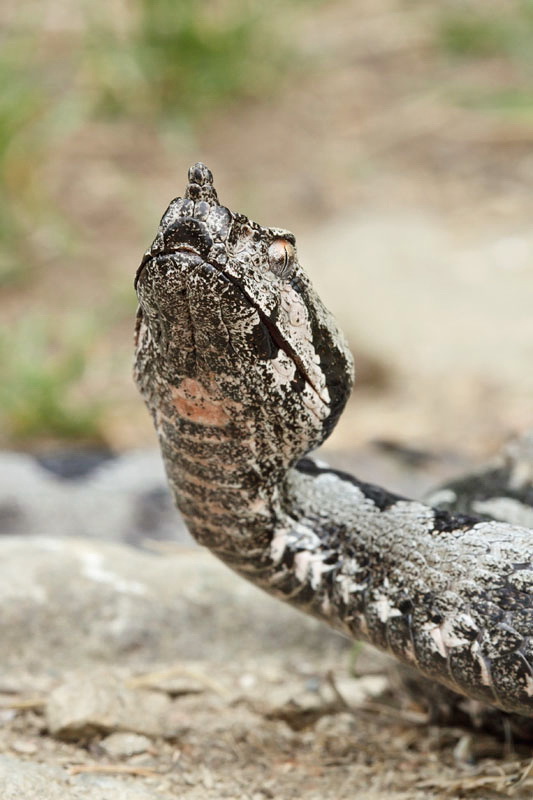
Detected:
[
  {"left": 5, "top": 659, "right": 533, "bottom": 800},
  {"left": 1, "top": 537, "right": 533, "bottom": 800}
]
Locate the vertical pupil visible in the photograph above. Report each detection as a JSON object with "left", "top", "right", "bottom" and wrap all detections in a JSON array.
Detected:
[{"left": 267, "top": 239, "right": 293, "bottom": 277}]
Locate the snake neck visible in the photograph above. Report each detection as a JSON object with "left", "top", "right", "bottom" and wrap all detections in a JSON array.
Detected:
[
  {"left": 135, "top": 330, "right": 334, "bottom": 557},
  {"left": 161, "top": 438, "right": 280, "bottom": 551},
  {"left": 162, "top": 430, "right": 533, "bottom": 719},
  {"left": 150, "top": 392, "right": 291, "bottom": 556}
]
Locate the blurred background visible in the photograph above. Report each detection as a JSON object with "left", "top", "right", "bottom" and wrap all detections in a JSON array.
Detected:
[
  {"left": 1, "top": 6, "right": 532, "bottom": 790},
  {"left": 1, "top": 0, "right": 532, "bottom": 462}
]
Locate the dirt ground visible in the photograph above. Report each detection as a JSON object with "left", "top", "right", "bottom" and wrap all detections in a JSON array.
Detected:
[
  {"left": 3, "top": 653, "right": 533, "bottom": 800},
  {"left": 1, "top": 513, "right": 533, "bottom": 800}
]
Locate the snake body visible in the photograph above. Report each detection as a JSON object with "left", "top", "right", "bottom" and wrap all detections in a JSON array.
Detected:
[{"left": 134, "top": 163, "right": 533, "bottom": 718}]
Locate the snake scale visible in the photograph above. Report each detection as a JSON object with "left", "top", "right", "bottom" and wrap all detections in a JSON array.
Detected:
[{"left": 134, "top": 163, "right": 533, "bottom": 720}]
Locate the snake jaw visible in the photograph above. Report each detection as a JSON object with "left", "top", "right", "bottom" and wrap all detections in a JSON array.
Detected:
[{"left": 135, "top": 163, "right": 353, "bottom": 447}]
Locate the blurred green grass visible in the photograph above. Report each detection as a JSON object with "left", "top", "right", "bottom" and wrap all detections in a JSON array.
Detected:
[
  {"left": 454, "top": 87, "right": 533, "bottom": 119},
  {"left": 86, "top": 0, "right": 292, "bottom": 120},
  {"left": 1, "top": 0, "right": 532, "bottom": 447},
  {"left": 0, "top": 1, "right": 293, "bottom": 290},
  {"left": 0, "top": 0, "right": 297, "bottom": 445},
  {"left": 0, "top": 317, "right": 106, "bottom": 444},
  {"left": 0, "top": 31, "right": 82, "bottom": 289},
  {"left": 439, "top": 1, "right": 533, "bottom": 60},
  {"left": 0, "top": 38, "right": 51, "bottom": 287},
  {"left": 438, "top": 1, "right": 533, "bottom": 115}
]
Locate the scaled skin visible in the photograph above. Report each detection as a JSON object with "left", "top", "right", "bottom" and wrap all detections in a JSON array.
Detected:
[{"left": 135, "top": 163, "right": 533, "bottom": 717}]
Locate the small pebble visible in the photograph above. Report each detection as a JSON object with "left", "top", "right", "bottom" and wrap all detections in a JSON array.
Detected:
[
  {"left": 11, "top": 739, "right": 38, "bottom": 755},
  {"left": 239, "top": 673, "right": 256, "bottom": 690},
  {"left": 100, "top": 732, "right": 152, "bottom": 757}
]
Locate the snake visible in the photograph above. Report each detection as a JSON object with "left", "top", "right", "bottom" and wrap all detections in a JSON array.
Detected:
[{"left": 134, "top": 162, "right": 533, "bottom": 720}]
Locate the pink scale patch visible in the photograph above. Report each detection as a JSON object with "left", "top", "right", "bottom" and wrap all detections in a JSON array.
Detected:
[{"left": 171, "top": 378, "right": 236, "bottom": 427}]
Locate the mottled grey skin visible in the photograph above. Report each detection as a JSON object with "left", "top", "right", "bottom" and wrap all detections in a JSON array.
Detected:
[
  {"left": 427, "top": 432, "right": 533, "bottom": 528},
  {"left": 135, "top": 163, "right": 533, "bottom": 718}
]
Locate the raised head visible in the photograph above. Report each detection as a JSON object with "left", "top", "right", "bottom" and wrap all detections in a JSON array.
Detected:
[{"left": 134, "top": 163, "right": 354, "bottom": 473}]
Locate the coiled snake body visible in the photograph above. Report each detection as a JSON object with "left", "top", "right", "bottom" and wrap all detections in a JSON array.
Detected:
[{"left": 134, "top": 164, "right": 533, "bottom": 719}]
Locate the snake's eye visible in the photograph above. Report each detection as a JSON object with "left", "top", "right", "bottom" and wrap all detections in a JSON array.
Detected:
[{"left": 267, "top": 239, "right": 295, "bottom": 279}]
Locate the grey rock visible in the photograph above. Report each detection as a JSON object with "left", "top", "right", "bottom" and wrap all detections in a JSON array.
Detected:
[
  {"left": 0, "top": 536, "right": 346, "bottom": 676},
  {"left": 302, "top": 214, "right": 533, "bottom": 391},
  {"left": 0, "top": 535, "right": 349, "bottom": 799},
  {"left": 0, "top": 450, "right": 190, "bottom": 546}
]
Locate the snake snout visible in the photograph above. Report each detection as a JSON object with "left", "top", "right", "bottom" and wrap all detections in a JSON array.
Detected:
[
  {"left": 185, "top": 162, "right": 219, "bottom": 204},
  {"left": 164, "top": 217, "right": 213, "bottom": 259}
]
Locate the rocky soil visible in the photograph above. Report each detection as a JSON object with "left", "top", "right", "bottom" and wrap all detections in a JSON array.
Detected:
[{"left": 1, "top": 451, "right": 533, "bottom": 800}]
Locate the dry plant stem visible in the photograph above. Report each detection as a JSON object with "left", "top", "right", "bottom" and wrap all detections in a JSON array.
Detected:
[
  {"left": 127, "top": 666, "right": 227, "bottom": 696},
  {"left": 69, "top": 764, "right": 161, "bottom": 777}
]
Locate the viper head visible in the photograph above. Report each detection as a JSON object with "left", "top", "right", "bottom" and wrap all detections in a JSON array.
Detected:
[{"left": 135, "top": 163, "right": 354, "bottom": 456}]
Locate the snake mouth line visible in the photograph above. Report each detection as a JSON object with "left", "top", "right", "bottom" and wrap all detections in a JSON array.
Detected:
[
  {"left": 134, "top": 251, "right": 154, "bottom": 290},
  {"left": 206, "top": 256, "right": 327, "bottom": 403},
  {"left": 136, "top": 248, "right": 327, "bottom": 405}
]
